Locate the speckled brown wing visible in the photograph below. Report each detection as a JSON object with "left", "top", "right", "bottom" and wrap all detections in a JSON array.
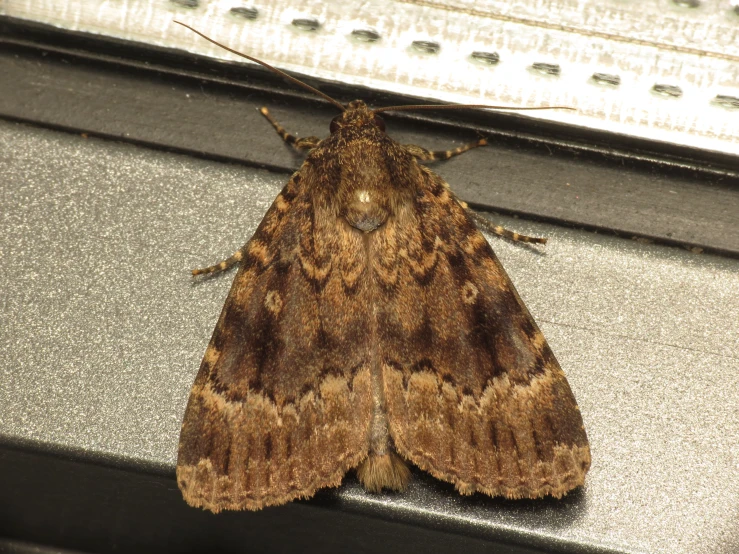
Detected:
[
  {"left": 377, "top": 166, "right": 591, "bottom": 499},
  {"left": 176, "top": 172, "right": 374, "bottom": 512}
]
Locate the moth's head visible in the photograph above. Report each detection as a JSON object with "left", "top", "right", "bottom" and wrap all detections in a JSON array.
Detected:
[{"left": 329, "top": 100, "right": 386, "bottom": 134}]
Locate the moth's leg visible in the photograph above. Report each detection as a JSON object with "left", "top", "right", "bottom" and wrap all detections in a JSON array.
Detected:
[
  {"left": 258, "top": 107, "right": 320, "bottom": 151},
  {"left": 404, "top": 137, "right": 487, "bottom": 161},
  {"left": 192, "top": 249, "right": 244, "bottom": 276},
  {"left": 467, "top": 209, "right": 548, "bottom": 245}
]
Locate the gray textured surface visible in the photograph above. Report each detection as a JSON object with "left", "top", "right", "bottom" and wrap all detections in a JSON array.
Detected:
[{"left": 1, "top": 119, "right": 738, "bottom": 553}]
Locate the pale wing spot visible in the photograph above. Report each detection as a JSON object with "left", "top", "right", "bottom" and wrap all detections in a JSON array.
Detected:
[
  {"left": 373, "top": 260, "right": 399, "bottom": 286},
  {"left": 530, "top": 331, "right": 547, "bottom": 352},
  {"left": 248, "top": 240, "right": 270, "bottom": 264},
  {"left": 274, "top": 194, "right": 290, "bottom": 212},
  {"left": 298, "top": 251, "right": 331, "bottom": 281},
  {"left": 399, "top": 246, "right": 438, "bottom": 274},
  {"left": 463, "top": 233, "right": 488, "bottom": 254},
  {"left": 342, "top": 262, "right": 365, "bottom": 288},
  {"left": 264, "top": 290, "right": 283, "bottom": 315},
  {"left": 199, "top": 381, "right": 240, "bottom": 414},
  {"left": 461, "top": 281, "right": 479, "bottom": 304},
  {"left": 203, "top": 346, "right": 222, "bottom": 367}
]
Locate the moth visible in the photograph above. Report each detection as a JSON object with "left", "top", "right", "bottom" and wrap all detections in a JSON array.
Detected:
[{"left": 174, "top": 22, "right": 591, "bottom": 513}]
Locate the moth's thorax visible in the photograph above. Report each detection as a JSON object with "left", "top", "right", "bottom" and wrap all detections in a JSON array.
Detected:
[
  {"left": 320, "top": 111, "right": 418, "bottom": 233},
  {"left": 337, "top": 138, "right": 417, "bottom": 233}
]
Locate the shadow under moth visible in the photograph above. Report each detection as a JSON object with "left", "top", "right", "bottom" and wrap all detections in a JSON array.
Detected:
[{"left": 175, "top": 22, "right": 591, "bottom": 513}]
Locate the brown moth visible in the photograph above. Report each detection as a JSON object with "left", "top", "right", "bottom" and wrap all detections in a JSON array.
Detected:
[{"left": 174, "top": 22, "right": 590, "bottom": 513}]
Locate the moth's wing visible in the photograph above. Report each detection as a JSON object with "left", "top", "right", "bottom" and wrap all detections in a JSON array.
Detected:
[
  {"left": 177, "top": 174, "right": 374, "bottom": 512},
  {"left": 379, "top": 167, "right": 591, "bottom": 499}
]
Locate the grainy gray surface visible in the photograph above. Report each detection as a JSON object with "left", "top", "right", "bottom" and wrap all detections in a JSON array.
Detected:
[{"left": 0, "top": 120, "right": 737, "bottom": 554}]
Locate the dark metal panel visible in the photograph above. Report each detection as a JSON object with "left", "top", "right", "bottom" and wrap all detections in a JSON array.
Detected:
[{"left": 0, "top": 446, "right": 549, "bottom": 554}]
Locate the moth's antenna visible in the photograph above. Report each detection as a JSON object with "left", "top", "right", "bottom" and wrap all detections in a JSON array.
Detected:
[
  {"left": 374, "top": 104, "right": 576, "bottom": 113},
  {"left": 174, "top": 21, "right": 346, "bottom": 112}
]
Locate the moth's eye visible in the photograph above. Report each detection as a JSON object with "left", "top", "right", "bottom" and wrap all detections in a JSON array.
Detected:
[
  {"left": 373, "top": 114, "right": 386, "bottom": 132},
  {"left": 330, "top": 116, "right": 341, "bottom": 133}
]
